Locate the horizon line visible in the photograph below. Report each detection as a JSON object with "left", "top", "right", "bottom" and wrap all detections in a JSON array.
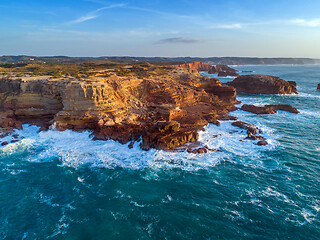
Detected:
[{"left": 1, "top": 55, "right": 320, "bottom": 60}]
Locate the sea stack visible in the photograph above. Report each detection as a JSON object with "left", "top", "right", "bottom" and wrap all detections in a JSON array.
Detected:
[
  {"left": 227, "top": 75, "right": 298, "bottom": 94},
  {"left": 241, "top": 104, "right": 299, "bottom": 114}
]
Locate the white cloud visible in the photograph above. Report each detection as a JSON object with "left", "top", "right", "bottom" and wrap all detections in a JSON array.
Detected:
[
  {"left": 209, "top": 23, "right": 242, "bottom": 29},
  {"left": 207, "top": 18, "right": 320, "bottom": 30},
  {"left": 290, "top": 18, "right": 320, "bottom": 27}
]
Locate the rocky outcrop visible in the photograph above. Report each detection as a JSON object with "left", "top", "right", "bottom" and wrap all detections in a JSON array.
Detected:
[
  {"left": 241, "top": 104, "right": 299, "bottom": 114},
  {"left": 176, "top": 62, "right": 217, "bottom": 74},
  {"left": 317, "top": 83, "right": 320, "bottom": 89},
  {"left": 0, "top": 68, "right": 237, "bottom": 151},
  {"left": 176, "top": 62, "right": 239, "bottom": 77},
  {"left": 231, "top": 120, "right": 267, "bottom": 144},
  {"left": 215, "top": 64, "right": 239, "bottom": 77},
  {"left": 187, "top": 145, "right": 216, "bottom": 154},
  {"left": 231, "top": 121, "right": 261, "bottom": 135},
  {"left": 227, "top": 75, "right": 298, "bottom": 94}
]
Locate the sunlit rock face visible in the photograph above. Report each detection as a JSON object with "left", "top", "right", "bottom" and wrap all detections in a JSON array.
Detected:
[{"left": 0, "top": 66, "right": 237, "bottom": 150}]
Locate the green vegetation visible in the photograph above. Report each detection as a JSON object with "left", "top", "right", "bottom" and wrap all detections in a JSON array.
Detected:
[{"left": 0, "top": 60, "right": 177, "bottom": 79}]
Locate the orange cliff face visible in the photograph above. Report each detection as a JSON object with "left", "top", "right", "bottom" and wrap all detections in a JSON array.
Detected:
[
  {"left": 176, "top": 62, "right": 239, "bottom": 76},
  {"left": 0, "top": 66, "right": 237, "bottom": 151},
  {"left": 176, "top": 62, "right": 217, "bottom": 74}
]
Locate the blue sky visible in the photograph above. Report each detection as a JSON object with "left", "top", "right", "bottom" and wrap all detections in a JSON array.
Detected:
[{"left": 1, "top": 0, "right": 320, "bottom": 57}]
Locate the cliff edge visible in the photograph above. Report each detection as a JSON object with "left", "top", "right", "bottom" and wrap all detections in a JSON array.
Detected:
[{"left": 0, "top": 66, "right": 237, "bottom": 150}]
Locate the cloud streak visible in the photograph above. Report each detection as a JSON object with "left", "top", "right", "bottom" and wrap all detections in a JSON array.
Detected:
[
  {"left": 290, "top": 18, "right": 320, "bottom": 27},
  {"left": 69, "top": 3, "right": 126, "bottom": 24},
  {"left": 157, "top": 37, "right": 202, "bottom": 44},
  {"left": 208, "top": 18, "right": 320, "bottom": 30}
]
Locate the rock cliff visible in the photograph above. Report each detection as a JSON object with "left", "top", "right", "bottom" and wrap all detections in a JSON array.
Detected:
[
  {"left": 0, "top": 67, "right": 237, "bottom": 150},
  {"left": 227, "top": 75, "right": 298, "bottom": 94},
  {"left": 176, "top": 62, "right": 239, "bottom": 76}
]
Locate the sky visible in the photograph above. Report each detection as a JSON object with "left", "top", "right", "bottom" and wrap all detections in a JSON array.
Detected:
[{"left": 1, "top": 0, "right": 320, "bottom": 57}]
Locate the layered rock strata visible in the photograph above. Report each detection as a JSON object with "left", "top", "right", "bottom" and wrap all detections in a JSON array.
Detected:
[
  {"left": 228, "top": 75, "right": 298, "bottom": 94},
  {"left": 0, "top": 68, "right": 237, "bottom": 151}
]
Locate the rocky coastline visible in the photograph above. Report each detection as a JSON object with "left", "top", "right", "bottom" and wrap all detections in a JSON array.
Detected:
[
  {"left": 0, "top": 65, "right": 238, "bottom": 151},
  {"left": 0, "top": 62, "right": 300, "bottom": 151}
]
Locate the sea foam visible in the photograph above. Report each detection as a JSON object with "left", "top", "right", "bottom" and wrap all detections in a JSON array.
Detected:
[{"left": 0, "top": 120, "right": 278, "bottom": 171}]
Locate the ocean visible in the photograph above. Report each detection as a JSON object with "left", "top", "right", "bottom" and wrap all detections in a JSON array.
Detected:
[{"left": 0, "top": 65, "right": 319, "bottom": 239}]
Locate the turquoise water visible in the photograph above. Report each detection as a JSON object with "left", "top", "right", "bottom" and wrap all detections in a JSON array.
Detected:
[{"left": 1, "top": 65, "right": 319, "bottom": 239}]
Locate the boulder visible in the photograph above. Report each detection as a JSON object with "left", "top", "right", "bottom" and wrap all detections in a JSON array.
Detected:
[
  {"left": 227, "top": 75, "right": 298, "bottom": 94},
  {"left": 257, "top": 140, "right": 268, "bottom": 146},
  {"left": 231, "top": 121, "right": 261, "bottom": 134},
  {"left": 318, "top": 83, "right": 320, "bottom": 90}
]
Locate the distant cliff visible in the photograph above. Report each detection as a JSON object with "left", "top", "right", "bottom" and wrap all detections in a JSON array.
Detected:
[{"left": 1, "top": 55, "right": 319, "bottom": 65}]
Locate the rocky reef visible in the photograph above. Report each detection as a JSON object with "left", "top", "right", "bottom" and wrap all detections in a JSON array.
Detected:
[
  {"left": 231, "top": 121, "right": 267, "bottom": 145},
  {"left": 0, "top": 66, "right": 237, "bottom": 151},
  {"left": 176, "top": 62, "right": 239, "bottom": 77},
  {"left": 241, "top": 104, "right": 299, "bottom": 114},
  {"left": 227, "top": 75, "right": 297, "bottom": 94}
]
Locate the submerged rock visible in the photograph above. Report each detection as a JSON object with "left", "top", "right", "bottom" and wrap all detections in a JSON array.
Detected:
[
  {"left": 227, "top": 75, "right": 298, "bottom": 94},
  {"left": 317, "top": 83, "right": 320, "bottom": 89},
  {"left": 241, "top": 104, "right": 299, "bottom": 114}
]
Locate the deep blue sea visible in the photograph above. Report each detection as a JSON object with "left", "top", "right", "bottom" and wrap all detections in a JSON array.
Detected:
[{"left": 0, "top": 65, "right": 319, "bottom": 239}]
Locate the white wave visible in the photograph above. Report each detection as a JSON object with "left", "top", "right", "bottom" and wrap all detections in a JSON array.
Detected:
[
  {"left": 218, "top": 76, "right": 236, "bottom": 79},
  {"left": 300, "top": 208, "right": 316, "bottom": 224},
  {"left": 0, "top": 120, "right": 278, "bottom": 171},
  {"left": 282, "top": 92, "right": 320, "bottom": 99},
  {"left": 299, "top": 110, "right": 320, "bottom": 119},
  {"left": 236, "top": 96, "right": 273, "bottom": 106},
  {"left": 262, "top": 187, "right": 293, "bottom": 204}
]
